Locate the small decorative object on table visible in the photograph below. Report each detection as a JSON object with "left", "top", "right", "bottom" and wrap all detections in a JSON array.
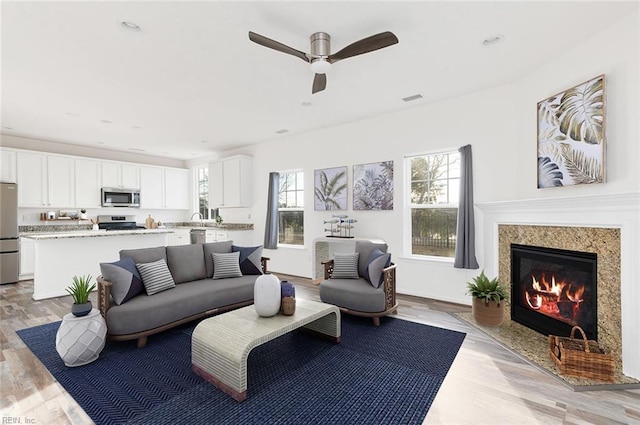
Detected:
[
  {"left": 254, "top": 274, "right": 281, "bottom": 317},
  {"left": 280, "top": 281, "right": 296, "bottom": 316},
  {"left": 466, "top": 270, "right": 508, "bottom": 327},
  {"left": 548, "top": 325, "right": 614, "bottom": 382},
  {"left": 79, "top": 209, "right": 88, "bottom": 220},
  {"left": 66, "top": 275, "right": 96, "bottom": 317},
  {"left": 324, "top": 214, "right": 357, "bottom": 238}
]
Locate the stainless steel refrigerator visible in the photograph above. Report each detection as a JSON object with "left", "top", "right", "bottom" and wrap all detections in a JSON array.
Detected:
[{"left": 0, "top": 182, "right": 19, "bottom": 284}]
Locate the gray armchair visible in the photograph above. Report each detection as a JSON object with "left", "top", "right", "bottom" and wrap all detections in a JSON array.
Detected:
[{"left": 319, "top": 241, "right": 398, "bottom": 326}]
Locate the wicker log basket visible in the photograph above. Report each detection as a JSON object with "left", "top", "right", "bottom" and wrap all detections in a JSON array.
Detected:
[{"left": 548, "top": 326, "right": 614, "bottom": 382}]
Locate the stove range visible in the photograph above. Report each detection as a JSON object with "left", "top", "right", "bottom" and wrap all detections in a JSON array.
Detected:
[{"left": 97, "top": 215, "right": 146, "bottom": 231}]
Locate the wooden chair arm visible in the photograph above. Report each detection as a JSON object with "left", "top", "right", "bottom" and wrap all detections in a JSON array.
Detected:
[
  {"left": 97, "top": 275, "right": 112, "bottom": 318},
  {"left": 322, "top": 259, "right": 335, "bottom": 280},
  {"left": 261, "top": 257, "right": 270, "bottom": 274},
  {"left": 381, "top": 263, "right": 397, "bottom": 310}
]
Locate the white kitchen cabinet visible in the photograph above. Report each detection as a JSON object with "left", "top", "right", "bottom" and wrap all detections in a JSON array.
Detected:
[
  {"left": 102, "top": 162, "right": 140, "bottom": 189},
  {"left": 208, "top": 160, "right": 224, "bottom": 208},
  {"left": 140, "top": 166, "right": 190, "bottom": 209},
  {"left": 164, "top": 168, "right": 189, "bottom": 209},
  {"left": 17, "top": 152, "right": 48, "bottom": 207},
  {"left": 166, "top": 228, "right": 191, "bottom": 246},
  {"left": 0, "top": 149, "right": 17, "bottom": 183},
  {"left": 47, "top": 156, "right": 75, "bottom": 207},
  {"left": 19, "top": 237, "right": 35, "bottom": 279},
  {"left": 140, "top": 167, "right": 164, "bottom": 209},
  {"left": 18, "top": 152, "right": 75, "bottom": 207},
  {"left": 75, "top": 158, "right": 102, "bottom": 208},
  {"left": 205, "top": 230, "right": 228, "bottom": 243},
  {"left": 208, "top": 155, "right": 252, "bottom": 208}
]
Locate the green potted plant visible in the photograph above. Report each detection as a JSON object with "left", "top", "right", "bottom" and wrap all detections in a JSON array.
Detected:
[
  {"left": 66, "top": 275, "right": 96, "bottom": 317},
  {"left": 466, "top": 270, "right": 508, "bottom": 327}
]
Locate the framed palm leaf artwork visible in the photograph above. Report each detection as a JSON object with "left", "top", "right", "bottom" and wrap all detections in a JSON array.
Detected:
[
  {"left": 353, "top": 161, "right": 394, "bottom": 210},
  {"left": 314, "top": 166, "right": 347, "bottom": 210},
  {"left": 537, "top": 74, "right": 606, "bottom": 188}
]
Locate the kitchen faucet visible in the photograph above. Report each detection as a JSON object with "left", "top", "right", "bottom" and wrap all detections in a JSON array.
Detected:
[{"left": 190, "top": 212, "right": 204, "bottom": 226}]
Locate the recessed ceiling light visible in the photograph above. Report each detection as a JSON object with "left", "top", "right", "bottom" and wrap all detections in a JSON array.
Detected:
[
  {"left": 95, "top": 141, "right": 105, "bottom": 145},
  {"left": 200, "top": 140, "right": 209, "bottom": 144},
  {"left": 1, "top": 126, "right": 13, "bottom": 130},
  {"left": 101, "top": 120, "right": 113, "bottom": 124},
  {"left": 130, "top": 126, "right": 142, "bottom": 130},
  {"left": 275, "top": 129, "right": 289, "bottom": 134},
  {"left": 402, "top": 94, "right": 423, "bottom": 102},
  {"left": 121, "top": 21, "right": 141, "bottom": 31},
  {"left": 301, "top": 102, "right": 312, "bottom": 107},
  {"left": 482, "top": 34, "right": 504, "bottom": 46},
  {"left": 128, "top": 147, "right": 146, "bottom": 152},
  {"left": 65, "top": 112, "right": 80, "bottom": 118}
]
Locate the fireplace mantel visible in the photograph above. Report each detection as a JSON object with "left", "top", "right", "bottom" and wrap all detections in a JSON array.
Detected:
[{"left": 476, "top": 191, "right": 639, "bottom": 380}]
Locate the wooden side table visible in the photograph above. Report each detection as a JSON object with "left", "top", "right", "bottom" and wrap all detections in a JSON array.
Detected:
[{"left": 56, "top": 308, "right": 107, "bottom": 367}]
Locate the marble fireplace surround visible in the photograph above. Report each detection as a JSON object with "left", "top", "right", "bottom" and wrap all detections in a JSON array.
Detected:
[{"left": 477, "top": 192, "right": 639, "bottom": 381}]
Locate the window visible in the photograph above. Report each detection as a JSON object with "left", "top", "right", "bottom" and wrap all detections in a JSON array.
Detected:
[
  {"left": 407, "top": 150, "right": 460, "bottom": 258},
  {"left": 195, "top": 166, "right": 209, "bottom": 219},
  {"left": 278, "top": 171, "right": 304, "bottom": 245}
]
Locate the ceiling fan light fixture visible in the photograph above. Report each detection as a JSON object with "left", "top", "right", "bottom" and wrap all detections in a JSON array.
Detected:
[{"left": 310, "top": 58, "right": 332, "bottom": 74}]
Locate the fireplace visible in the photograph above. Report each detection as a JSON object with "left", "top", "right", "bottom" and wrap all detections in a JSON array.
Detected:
[{"left": 510, "top": 244, "right": 597, "bottom": 341}]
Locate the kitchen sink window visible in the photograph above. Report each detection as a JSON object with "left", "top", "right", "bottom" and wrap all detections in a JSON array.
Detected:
[{"left": 195, "top": 165, "right": 210, "bottom": 220}]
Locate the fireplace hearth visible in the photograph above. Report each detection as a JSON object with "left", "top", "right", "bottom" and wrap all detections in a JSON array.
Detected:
[{"left": 511, "top": 244, "right": 597, "bottom": 341}]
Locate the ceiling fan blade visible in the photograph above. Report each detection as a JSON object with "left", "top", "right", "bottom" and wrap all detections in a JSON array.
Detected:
[
  {"left": 248, "top": 31, "right": 309, "bottom": 63},
  {"left": 328, "top": 31, "right": 399, "bottom": 63},
  {"left": 312, "top": 73, "right": 327, "bottom": 94}
]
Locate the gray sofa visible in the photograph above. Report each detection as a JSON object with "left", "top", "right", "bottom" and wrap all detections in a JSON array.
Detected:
[
  {"left": 319, "top": 240, "right": 398, "bottom": 326},
  {"left": 97, "top": 241, "right": 268, "bottom": 348}
]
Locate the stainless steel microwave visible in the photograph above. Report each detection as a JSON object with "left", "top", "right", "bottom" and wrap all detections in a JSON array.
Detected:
[{"left": 101, "top": 188, "right": 141, "bottom": 207}]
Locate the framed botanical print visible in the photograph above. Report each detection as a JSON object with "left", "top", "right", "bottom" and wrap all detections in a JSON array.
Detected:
[
  {"left": 537, "top": 74, "right": 605, "bottom": 188},
  {"left": 314, "top": 166, "right": 347, "bottom": 210},
  {"left": 353, "top": 161, "right": 394, "bottom": 210}
]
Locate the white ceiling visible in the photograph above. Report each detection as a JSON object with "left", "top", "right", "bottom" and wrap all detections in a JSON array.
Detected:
[{"left": 1, "top": 1, "right": 636, "bottom": 160}]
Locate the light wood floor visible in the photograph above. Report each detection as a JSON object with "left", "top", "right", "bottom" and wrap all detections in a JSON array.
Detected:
[{"left": 1, "top": 276, "right": 639, "bottom": 425}]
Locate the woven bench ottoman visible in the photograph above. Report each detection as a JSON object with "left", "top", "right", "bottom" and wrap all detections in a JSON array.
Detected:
[{"left": 191, "top": 298, "right": 341, "bottom": 402}]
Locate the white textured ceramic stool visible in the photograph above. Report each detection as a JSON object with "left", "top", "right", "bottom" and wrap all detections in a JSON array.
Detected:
[{"left": 56, "top": 309, "right": 107, "bottom": 367}]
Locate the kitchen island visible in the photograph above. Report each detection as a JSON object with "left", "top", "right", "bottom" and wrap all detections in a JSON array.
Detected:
[{"left": 22, "top": 229, "right": 174, "bottom": 300}]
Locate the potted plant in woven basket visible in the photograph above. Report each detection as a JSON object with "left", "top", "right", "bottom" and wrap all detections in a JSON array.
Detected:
[
  {"left": 66, "top": 275, "right": 96, "bottom": 317},
  {"left": 466, "top": 270, "right": 508, "bottom": 327}
]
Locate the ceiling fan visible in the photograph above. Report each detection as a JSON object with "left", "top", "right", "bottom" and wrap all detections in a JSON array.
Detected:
[{"left": 248, "top": 30, "right": 399, "bottom": 94}]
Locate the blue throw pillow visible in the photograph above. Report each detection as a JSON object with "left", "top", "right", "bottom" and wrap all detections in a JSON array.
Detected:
[
  {"left": 99, "top": 256, "right": 144, "bottom": 305},
  {"left": 363, "top": 249, "right": 391, "bottom": 288},
  {"left": 232, "top": 245, "right": 264, "bottom": 275}
]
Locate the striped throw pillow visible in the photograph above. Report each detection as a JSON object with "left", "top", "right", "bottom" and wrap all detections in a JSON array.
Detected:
[
  {"left": 136, "top": 259, "right": 176, "bottom": 296},
  {"left": 331, "top": 252, "right": 360, "bottom": 279},
  {"left": 212, "top": 252, "right": 243, "bottom": 279}
]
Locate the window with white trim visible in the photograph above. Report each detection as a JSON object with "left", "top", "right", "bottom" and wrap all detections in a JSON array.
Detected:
[
  {"left": 278, "top": 171, "right": 304, "bottom": 245},
  {"left": 195, "top": 165, "right": 209, "bottom": 219},
  {"left": 407, "top": 150, "right": 460, "bottom": 258}
]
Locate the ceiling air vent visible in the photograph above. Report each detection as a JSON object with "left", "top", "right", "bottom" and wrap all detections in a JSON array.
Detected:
[{"left": 402, "top": 94, "right": 423, "bottom": 102}]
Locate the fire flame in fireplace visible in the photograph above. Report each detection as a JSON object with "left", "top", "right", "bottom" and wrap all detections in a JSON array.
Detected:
[{"left": 525, "top": 274, "right": 585, "bottom": 323}]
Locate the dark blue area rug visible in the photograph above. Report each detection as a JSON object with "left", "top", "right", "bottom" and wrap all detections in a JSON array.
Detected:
[{"left": 18, "top": 314, "right": 465, "bottom": 425}]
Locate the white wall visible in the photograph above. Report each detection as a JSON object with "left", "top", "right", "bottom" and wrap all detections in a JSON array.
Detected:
[{"left": 244, "top": 12, "right": 638, "bottom": 308}]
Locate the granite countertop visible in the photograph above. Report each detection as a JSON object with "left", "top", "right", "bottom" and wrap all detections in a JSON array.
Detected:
[
  {"left": 167, "top": 222, "right": 253, "bottom": 231},
  {"left": 21, "top": 229, "right": 175, "bottom": 240}
]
